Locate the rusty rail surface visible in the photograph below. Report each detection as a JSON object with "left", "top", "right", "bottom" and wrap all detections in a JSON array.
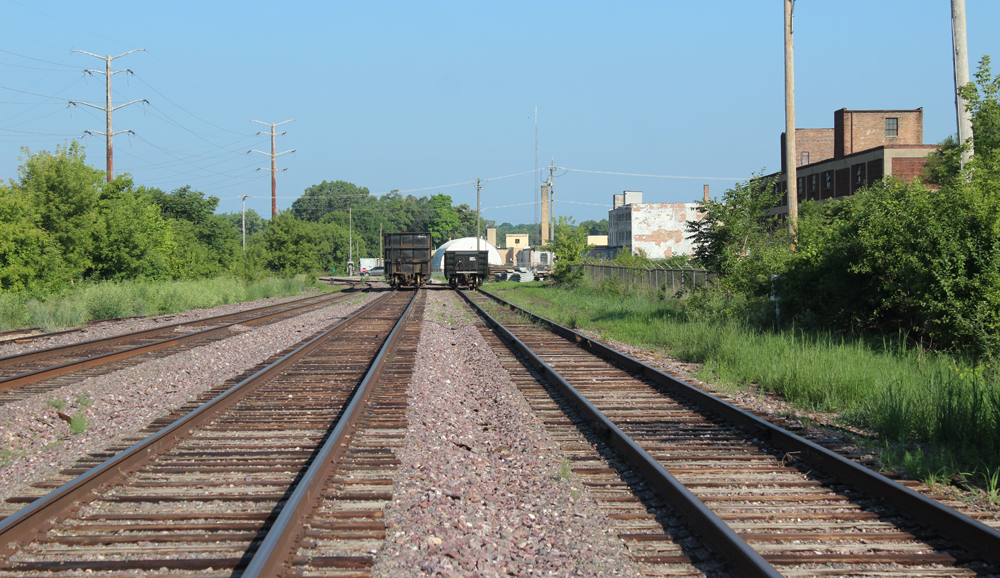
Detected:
[
  {"left": 0, "top": 288, "right": 365, "bottom": 397},
  {"left": 0, "top": 288, "right": 415, "bottom": 576},
  {"left": 461, "top": 287, "right": 1000, "bottom": 578}
]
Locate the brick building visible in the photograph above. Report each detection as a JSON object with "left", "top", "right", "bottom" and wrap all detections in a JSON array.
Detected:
[
  {"left": 768, "top": 108, "right": 937, "bottom": 216},
  {"left": 607, "top": 191, "right": 706, "bottom": 259}
]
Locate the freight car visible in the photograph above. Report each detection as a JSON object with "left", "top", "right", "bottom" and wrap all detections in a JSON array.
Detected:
[
  {"left": 444, "top": 250, "right": 489, "bottom": 289},
  {"left": 383, "top": 232, "right": 432, "bottom": 288}
]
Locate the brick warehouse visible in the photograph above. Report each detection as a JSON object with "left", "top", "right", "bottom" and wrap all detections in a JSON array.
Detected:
[{"left": 767, "top": 108, "right": 938, "bottom": 216}]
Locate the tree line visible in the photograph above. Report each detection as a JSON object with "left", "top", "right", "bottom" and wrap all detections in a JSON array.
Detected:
[{"left": 0, "top": 144, "right": 544, "bottom": 293}]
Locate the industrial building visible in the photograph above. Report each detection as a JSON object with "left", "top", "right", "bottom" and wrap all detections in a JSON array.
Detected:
[
  {"left": 606, "top": 191, "right": 705, "bottom": 259},
  {"left": 767, "top": 108, "right": 938, "bottom": 215}
]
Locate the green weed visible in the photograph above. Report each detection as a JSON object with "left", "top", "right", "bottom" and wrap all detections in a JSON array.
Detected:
[
  {"left": 47, "top": 398, "right": 66, "bottom": 410},
  {"left": 68, "top": 412, "right": 88, "bottom": 435},
  {"left": 76, "top": 392, "right": 92, "bottom": 408}
]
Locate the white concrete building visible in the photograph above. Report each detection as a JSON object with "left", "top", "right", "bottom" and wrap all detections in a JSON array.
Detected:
[{"left": 607, "top": 191, "right": 705, "bottom": 259}]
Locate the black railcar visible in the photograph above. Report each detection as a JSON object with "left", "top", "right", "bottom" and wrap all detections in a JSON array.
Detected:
[
  {"left": 383, "top": 232, "right": 432, "bottom": 288},
  {"left": 444, "top": 250, "right": 489, "bottom": 289}
]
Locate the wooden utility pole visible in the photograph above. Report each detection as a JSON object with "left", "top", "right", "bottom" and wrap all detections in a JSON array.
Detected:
[
  {"left": 547, "top": 160, "right": 555, "bottom": 243},
  {"left": 240, "top": 194, "right": 249, "bottom": 252},
  {"left": 476, "top": 178, "right": 483, "bottom": 251},
  {"left": 784, "top": 0, "right": 798, "bottom": 244},
  {"left": 952, "top": 0, "right": 974, "bottom": 168},
  {"left": 68, "top": 49, "right": 147, "bottom": 182},
  {"left": 250, "top": 120, "right": 295, "bottom": 219}
]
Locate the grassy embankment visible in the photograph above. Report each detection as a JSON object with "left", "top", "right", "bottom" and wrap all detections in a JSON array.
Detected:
[
  {"left": 0, "top": 275, "right": 336, "bottom": 332},
  {"left": 487, "top": 280, "right": 1000, "bottom": 494}
]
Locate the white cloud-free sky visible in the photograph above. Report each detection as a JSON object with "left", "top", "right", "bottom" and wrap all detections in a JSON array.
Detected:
[{"left": 2, "top": 1, "right": 997, "bottom": 225}]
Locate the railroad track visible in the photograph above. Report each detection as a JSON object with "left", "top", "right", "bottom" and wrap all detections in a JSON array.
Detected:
[
  {"left": 0, "top": 288, "right": 421, "bottom": 578},
  {"left": 460, "top": 288, "right": 1000, "bottom": 578},
  {"left": 0, "top": 288, "right": 366, "bottom": 405}
]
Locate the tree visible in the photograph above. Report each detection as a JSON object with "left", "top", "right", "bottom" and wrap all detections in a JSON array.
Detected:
[
  {"left": 148, "top": 185, "right": 240, "bottom": 277},
  {"left": 0, "top": 184, "right": 63, "bottom": 292},
  {"left": 686, "top": 173, "right": 788, "bottom": 296},
  {"left": 291, "top": 180, "right": 371, "bottom": 222},
  {"left": 15, "top": 142, "right": 104, "bottom": 282},
  {"left": 92, "top": 176, "right": 173, "bottom": 281},
  {"left": 427, "top": 193, "right": 460, "bottom": 245},
  {"left": 959, "top": 55, "right": 1000, "bottom": 158},
  {"left": 549, "top": 216, "right": 592, "bottom": 284},
  {"left": 219, "top": 209, "right": 266, "bottom": 236}
]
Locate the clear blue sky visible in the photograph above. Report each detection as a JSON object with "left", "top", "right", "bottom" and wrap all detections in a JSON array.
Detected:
[{"left": 2, "top": 1, "right": 998, "bottom": 226}]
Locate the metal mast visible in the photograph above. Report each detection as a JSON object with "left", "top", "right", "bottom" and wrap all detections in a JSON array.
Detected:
[
  {"left": 249, "top": 120, "right": 295, "bottom": 219},
  {"left": 68, "top": 49, "right": 147, "bottom": 182}
]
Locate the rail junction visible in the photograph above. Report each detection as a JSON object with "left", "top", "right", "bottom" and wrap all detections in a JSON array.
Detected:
[{"left": 0, "top": 284, "right": 999, "bottom": 577}]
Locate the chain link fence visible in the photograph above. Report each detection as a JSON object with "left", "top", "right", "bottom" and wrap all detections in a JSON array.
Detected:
[{"left": 571, "top": 264, "right": 717, "bottom": 295}]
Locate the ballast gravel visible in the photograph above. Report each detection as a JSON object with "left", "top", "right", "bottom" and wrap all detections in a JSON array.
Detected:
[
  {"left": 373, "top": 288, "right": 641, "bottom": 578},
  {"left": 0, "top": 290, "right": 380, "bottom": 507},
  {"left": 0, "top": 290, "right": 332, "bottom": 358}
]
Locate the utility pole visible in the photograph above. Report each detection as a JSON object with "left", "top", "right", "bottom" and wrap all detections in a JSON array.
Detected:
[
  {"left": 476, "top": 178, "right": 483, "bottom": 252},
  {"left": 784, "top": 0, "right": 798, "bottom": 245},
  {"left": 68, "top": 49, "right": 147, "bottom": 182},
  {"left": 240, "top": 194, "right": 249, "bottom": 252},
  {"left": 249, "top": 120, "right": 295, "bottom": 219},
  {"left": 952, "top": 0, "right": 974, "bottom": 168},
  {"left": 548, "top": 160, "right": 555, "bottom": 242}
]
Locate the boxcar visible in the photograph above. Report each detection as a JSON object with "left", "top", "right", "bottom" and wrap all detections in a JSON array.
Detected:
[
  {"left": 444, "top": 250, "right": 489, "bottom": 289},
  {"left": 383, "top": 232, "right": 432, "bottom": 288}
]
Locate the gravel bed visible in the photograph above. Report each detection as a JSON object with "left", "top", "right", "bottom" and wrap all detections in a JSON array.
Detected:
[
  {"left": 373, "top": 288, "right": 640, "bottom": 578},
  {"left": 0, "top": 290, "right": 380, "bottom": 506},
  {"left": 0, "top": 289, "right": 340, "bottom": 358}
]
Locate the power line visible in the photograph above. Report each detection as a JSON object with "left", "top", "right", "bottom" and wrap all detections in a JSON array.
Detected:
[
  {"left": 0, "top": 47, "right": 77, "bottom": 68},
  {"left": 560, "top": 167, "right": 744, "bottom": 180}
]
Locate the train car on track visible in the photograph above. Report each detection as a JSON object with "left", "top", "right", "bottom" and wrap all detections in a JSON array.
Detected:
[
  {"left": 444, "top": 250, "right": 489, "bottom": 289},
  {"left": 383, "top": 232, "right": 432, "bottom": 288}
]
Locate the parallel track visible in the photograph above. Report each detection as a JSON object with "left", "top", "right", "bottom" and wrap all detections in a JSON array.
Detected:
[
  {"left": 0, "top": 288, "right": 418, "bottom": 578},
  {"left": 461, "top": 288, "right": 1000, "bottom": 578},
  {"left": 0, "top": 289, "right": 364, "bottom": 405}
]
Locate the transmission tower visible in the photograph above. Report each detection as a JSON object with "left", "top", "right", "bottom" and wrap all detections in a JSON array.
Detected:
[
  {"left": 68, "top": 49, "right": 147, "bottom": 182},
  {"left": 249, "top": 120, "right": 295, "bottom": 219}
]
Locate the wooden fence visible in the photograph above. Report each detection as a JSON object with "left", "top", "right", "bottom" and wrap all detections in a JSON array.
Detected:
[{"left": 572, "top": 264, "right": 717, "bottom": 294}]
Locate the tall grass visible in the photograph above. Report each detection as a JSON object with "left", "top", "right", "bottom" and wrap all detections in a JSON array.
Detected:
[
  {"left": 0, "top": 275, "right": 328, "bottom": 332},
  {"left": 489, "top": 281, "right": 1000, "bottom": 474}
]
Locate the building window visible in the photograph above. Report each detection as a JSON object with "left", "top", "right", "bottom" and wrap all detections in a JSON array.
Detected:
[
  {"left": 824, "top": 171, "right": 832, "bottom": 190},
  {"left": 801, "top": 152, "right": 809, "bottom": 165},
  {"left": 886, "top": 118, "right": 898, "bottom": 136},
  {"left": 855, "top": 165, "right": 864, "bottom": 185}
]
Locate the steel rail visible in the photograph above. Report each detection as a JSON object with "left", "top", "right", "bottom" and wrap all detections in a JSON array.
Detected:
[
  {"left": 0, "top": 290, "right": 394, "bottom": 556},
  {"left": 0, "top": 289, "right": 363, "bottom": 392},
  {"left": 0, "top": 290, "right": 354, "bottom": 369},
  {"left": 474, "top": 287, "right": 1000, "bottom": 566},
  {"left": 458, "top": 289, "right": 782, "bottom": 578},
  {"left": 242, "top": 288, "right": 419, "bottom": 578}
]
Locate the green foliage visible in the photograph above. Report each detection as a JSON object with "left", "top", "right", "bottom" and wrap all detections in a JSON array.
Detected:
[
  {"left": 218, "top": 208, "right": 266, "bottom": 236},
  {"left": 265, "top": 212, "right": 360, "bottom": 275},
  {"left": 578, "top": 219, "right": 609, "bottom": 236},
  {"left": 921, "top": 134, "right": 963, "bottom": 186},
  {"left": 960, "top": 55, "right": 1000, "bottom": 158},
  {"left": 780, "top": 176, "right": 1000, "bottom": 359},
  {"left": 92, "top": 176, "right": 173, "bottom": 281},
  {"left": 686, "top": 173, "right": 789, "bottom": 298},
  {"left": 0, "top": 183, "right": 64, "bottom": 292},
  {"left": 549, "top": 216, "right": 592, "bottom": 285},
  {"left": 292, "top": 180, "right": 371, "bottom": 221},
  {"left": 427, "top": 193, "right": 461, "bottom": 245},
  {"left": 68, "top": 411, "right": 87, "bottom": 434},
  {"left": 148, "top": 186, "right": 239, "bottom": 278},
  {"left": 14, "top": 142, "right": 104, "bottom": 284}
]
